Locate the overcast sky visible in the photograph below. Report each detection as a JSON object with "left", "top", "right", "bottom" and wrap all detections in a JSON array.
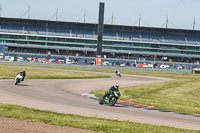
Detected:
[{"left": 0, "top": 0, "right": 200, "bottom": 30}]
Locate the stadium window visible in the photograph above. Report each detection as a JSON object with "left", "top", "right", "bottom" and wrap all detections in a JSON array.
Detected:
[
  {"left": 57, "top": 38, "right": 65, "bottom": 42},
  {"left": 17, "top": 41, "right": 25, "bottom": 44},
  {"left": 10, "top": 35, "right": 18, "bottom": 39},
  {"left": 103, "top": 41, "right": 111, "bottom": 45},
  {"left": 66, "top": 38, "right": 75, "bottom": 42},
  {"left": 37, "top": 37, "right": 46, "bottom": 41},
  {"left": 19, "top": 36, "right": 26, "bottom": 39},
  {"left": 48, "top": 37, "right": 56, "bottom": 41},
  {"left": 150, "top": 44, "right": 158, "bottom": 48},
  {"left": 196, "top": 47, "right": 200, "bottom": 51},
  {"left": 28, "top": 36, "right": 36, "bottom": 40},
  {"left": 85, "top": 40, "right": 94, "bottom": 44}
]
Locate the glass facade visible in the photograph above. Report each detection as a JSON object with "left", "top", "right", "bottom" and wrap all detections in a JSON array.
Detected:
[{"left": 1, "top": 33, "right": 200, "bottom": 55}]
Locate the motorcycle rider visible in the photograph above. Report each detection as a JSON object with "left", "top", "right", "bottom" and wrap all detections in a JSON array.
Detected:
[
  {"left": 115, "top": 70, "right": 121, "bottom": 77},
  {"left": 108, "top": 83, "right": 119, "bottom": 97},
  {"left": 99, "top": 83, "right": 120, "bottom": 105},
  {"left": 17, "top": 69, "right": 26, "bottom": 81}
]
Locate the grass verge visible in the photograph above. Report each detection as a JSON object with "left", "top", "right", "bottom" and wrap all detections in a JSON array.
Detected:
[
  {"left": 91, "top": 71, "right": 200, "bottom": 115},
  {"left": 0, "top": 103, "right": 198, "bottom": 133},
  {"left": 0, "top": 64, "right": 110, "bottom": 79}
]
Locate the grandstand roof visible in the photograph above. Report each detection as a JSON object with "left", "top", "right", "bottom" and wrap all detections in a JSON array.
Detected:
[{"left": 0, "top": 17, "right": 200, "bottom": 37}]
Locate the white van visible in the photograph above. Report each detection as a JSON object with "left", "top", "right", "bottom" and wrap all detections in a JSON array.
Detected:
[
  {"left": 4, "top": 56, "right": 11, "bottom": 61},
  {"left": 66, "top": 59, "right": 72, "bottom": 64},
  {"left": 58, "top": 59, "right": 64, "bottom": 64},
  {"left": 160, "top": 64, "right": 170, "bottom": 69},
  {"left": 9, "top": 57, "right": 15, "bottom": 62},
  {"left": 17, "top": 57, "right": 24, "bottom": 62}
]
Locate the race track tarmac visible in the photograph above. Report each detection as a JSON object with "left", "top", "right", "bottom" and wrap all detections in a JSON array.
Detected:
[{"left": 0, "top": 70, "right": 200, "bottom": 130}]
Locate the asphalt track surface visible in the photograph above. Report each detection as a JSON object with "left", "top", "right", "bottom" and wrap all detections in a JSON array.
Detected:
[{"left": 0, "top": 70, "right": 200, "bottom": 130}]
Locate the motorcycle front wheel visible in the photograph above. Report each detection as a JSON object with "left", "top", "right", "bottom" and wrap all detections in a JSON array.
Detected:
[
  {"left": 109, "top": 97, "right": 118, "bottom": 106},
  {"left": 15, "top": 78, "right": 20, "bottom": 85}
]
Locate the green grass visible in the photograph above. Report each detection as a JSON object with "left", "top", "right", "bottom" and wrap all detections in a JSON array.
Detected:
[
  {"left": 91, "top": 71, "right": 200, "bottom": 115},
  {"left": 1, "top": 64, "right": 200, "bottom": 132},
  {"left": 1, "top": 64, "right": 200, "bottom": 115},
  {"left": 0, "top": 64, "right": 110, "bottom": 79},
  {"left": 0, "top": 103, "right": 198, "bottom": 133}
]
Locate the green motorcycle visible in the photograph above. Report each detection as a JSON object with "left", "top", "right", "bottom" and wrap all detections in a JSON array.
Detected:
[{"left": 99, "top": 89, "right": 121, "bottom": 106}]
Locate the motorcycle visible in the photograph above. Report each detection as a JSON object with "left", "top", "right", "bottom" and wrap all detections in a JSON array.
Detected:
[
  {"left": 99, "top": 89, "right": 121, "bottom": 106},
  {"left": 115, "top": 71, "right": 121, "bottom": 77},
  {"left": 116, "top": 72, "right": 121, "bottom": 77},
  {"left": 14, "top": 73, "right": 23, "bottom": 85}
]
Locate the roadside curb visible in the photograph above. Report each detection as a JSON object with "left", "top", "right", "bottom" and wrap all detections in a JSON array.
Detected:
[
  {"left": 82, "top": 93, "right": 154, "bottom": 109},
  {"left": 117, "top": 100, "right": 154, "bottom": 108}
]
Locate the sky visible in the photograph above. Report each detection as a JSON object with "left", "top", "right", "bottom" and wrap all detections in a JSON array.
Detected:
[{"left": 0, "top": 0, "right": 200, "bottom": 30}]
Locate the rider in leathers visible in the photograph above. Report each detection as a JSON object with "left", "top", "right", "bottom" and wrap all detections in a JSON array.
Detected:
[
  {"left": 17, "top": 69, "right": 26, "bottom": 81},
  {"left": 115, "top": 70, "right": 121, "bottom": 77},
  {"left": 107, "top": 83, "right": 119, "bottom": 98}
]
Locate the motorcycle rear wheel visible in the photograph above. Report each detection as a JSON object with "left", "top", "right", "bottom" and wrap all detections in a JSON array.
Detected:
[{"left": 99, "top": 96, "right": 104, "bottom": 105}]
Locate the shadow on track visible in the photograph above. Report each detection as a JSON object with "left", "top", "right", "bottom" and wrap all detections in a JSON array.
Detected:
[{"left": 15, "top": 84, "right": 30, "bottom": 87}]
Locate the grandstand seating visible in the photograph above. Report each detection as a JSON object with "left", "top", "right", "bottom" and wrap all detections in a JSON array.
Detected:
[
  {"left": 187, "top": 36, "right": 200, "bottom": 44},
  {"left": 164, "top": 35, "right": 186, "bottom": 44},
  {"left": 0, "top": 23, "right": 200, "bottom": 45}
]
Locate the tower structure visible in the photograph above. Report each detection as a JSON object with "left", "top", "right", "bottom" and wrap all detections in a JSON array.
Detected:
[{"left": 96, "top": 2, "right": 105, "bottom": 65}]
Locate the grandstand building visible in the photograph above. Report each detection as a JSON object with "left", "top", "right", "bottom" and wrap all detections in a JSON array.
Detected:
[{"left": 0, "top": 17, "right": 200, "bottom": 63}]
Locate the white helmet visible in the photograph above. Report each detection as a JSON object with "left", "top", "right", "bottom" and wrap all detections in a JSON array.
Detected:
[{"left": 114, "top": 83, "right": 119, "bottom": 89}]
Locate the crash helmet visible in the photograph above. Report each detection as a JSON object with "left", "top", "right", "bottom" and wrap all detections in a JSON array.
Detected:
[{"left": 114, "top": 83, "right": 119, "bottom": 89}]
